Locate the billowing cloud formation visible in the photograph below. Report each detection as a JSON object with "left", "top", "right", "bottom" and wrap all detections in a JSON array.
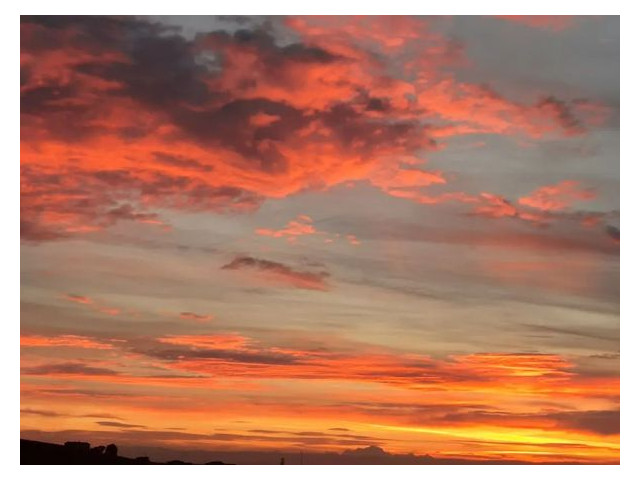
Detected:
[
  {"left": 222, "top": 256, "right": 329, "bottom": 291},
  {"left": 20, "top": 16, "right": 609, "bottom": 241}
]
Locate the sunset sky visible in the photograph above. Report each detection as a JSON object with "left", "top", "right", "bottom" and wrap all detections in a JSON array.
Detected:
[{"left": 20, "top": 15, "right": 620, "bottom": 464}]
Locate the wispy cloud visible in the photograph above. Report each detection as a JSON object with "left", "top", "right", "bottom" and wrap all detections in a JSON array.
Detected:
[{"left": 222, "top": 256, "right": 329, "bottom": 291}]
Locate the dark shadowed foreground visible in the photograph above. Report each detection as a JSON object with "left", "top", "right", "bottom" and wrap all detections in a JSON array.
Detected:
[
  {"left": 22, "top": 438, "right": 611, "bottom": 465},
  {"left": 20, "top": 439, "right": 230, "bottom": 465}
]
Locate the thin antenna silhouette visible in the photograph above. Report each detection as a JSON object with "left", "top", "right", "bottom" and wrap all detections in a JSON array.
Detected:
[{"left": 300, "top": 450, "right": 303, "bottom": 465}]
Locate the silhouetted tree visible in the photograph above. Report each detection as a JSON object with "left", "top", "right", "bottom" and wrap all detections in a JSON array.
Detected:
[
  {"left": 90, "top": 445, "right": 105, "bottom": 456},
  {"left": 64, "top": 441, "right": 90, "bottom": 453},
  {"left": 105, "top": 444, "right": 118, "bottom": 457}
]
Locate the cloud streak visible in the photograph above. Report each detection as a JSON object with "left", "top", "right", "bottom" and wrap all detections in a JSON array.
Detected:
[{"left": 222, "top": 256, "right": 329, "bottom": 291}]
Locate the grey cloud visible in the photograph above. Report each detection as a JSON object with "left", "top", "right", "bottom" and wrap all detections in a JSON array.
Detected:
[
  {"left": 96, "top": 421, "right": 147, "bottom": 429},
  {"left": 22, "top": 362, "right": 119, "bottom": 376}
]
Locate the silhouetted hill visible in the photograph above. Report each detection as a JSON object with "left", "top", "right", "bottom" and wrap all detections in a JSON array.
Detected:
[
  {"left": 20, "top": 439, "right": 231, "bottom": 465},
  {"left": 21, "top": 438, "right": 608, "bottom": 465}
]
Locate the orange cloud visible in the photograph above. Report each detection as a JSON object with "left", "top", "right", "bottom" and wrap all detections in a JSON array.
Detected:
[
  {"left": 473, "top": 193, "right": 518, "bottom": 219},
  {"left": 21, "top": 330, "right": 612, "bottom": 406},
  {"left": 518, "top": 181, "right": 596, "bottom": 212},
  {"left": 248, "top": 112, "right": 281, "bottom": 127},
  {"left": 448, "top": 353, "right": 573, "bottom": 379},
  {"left": 133, "top": 333, "right": 608, "bottom": 399},
  {"left": 471, "top": 193, "right": 549, "bottom": 226},
  {"left": 158, "top": 334, "right": 250, "bottom": 350},
  {"left": 21, "top": 328, "right": 619, "bottom": 463},
  {"left": 256, "top": 215, "right": 361, "bottom": 246},
  {"left": 20, "top": 334, "right": 114, "bottom": 350},
  {"left": 470, "top": 181, "right": 602, "bottom": 227},
  {"left": 255, "top": 215, "right": 317, "bottom": 243},
  {"left": 20, "top": 16, "right": 610, "bottom": 242}
]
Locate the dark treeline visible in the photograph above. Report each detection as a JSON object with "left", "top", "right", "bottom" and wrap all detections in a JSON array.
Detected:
[{"left": 20, "top": 439, "right": 230, "bottom": 465}]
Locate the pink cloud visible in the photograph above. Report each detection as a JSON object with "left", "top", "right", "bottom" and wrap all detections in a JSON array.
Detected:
[
  {"left": 255, "top": 215, "right": 317, "bottom": 243},
  {"left": 518, "top": 181, "right": 596, "bottom": 212},
  {"left": 256, "top": 215, "right": 361, "bottom": 247},
  {"left": 63, "top": 293, "right": 121, "bottom": 317},
  {"left": 21, "top": 334, "right": 114, "bottom": 350}
]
